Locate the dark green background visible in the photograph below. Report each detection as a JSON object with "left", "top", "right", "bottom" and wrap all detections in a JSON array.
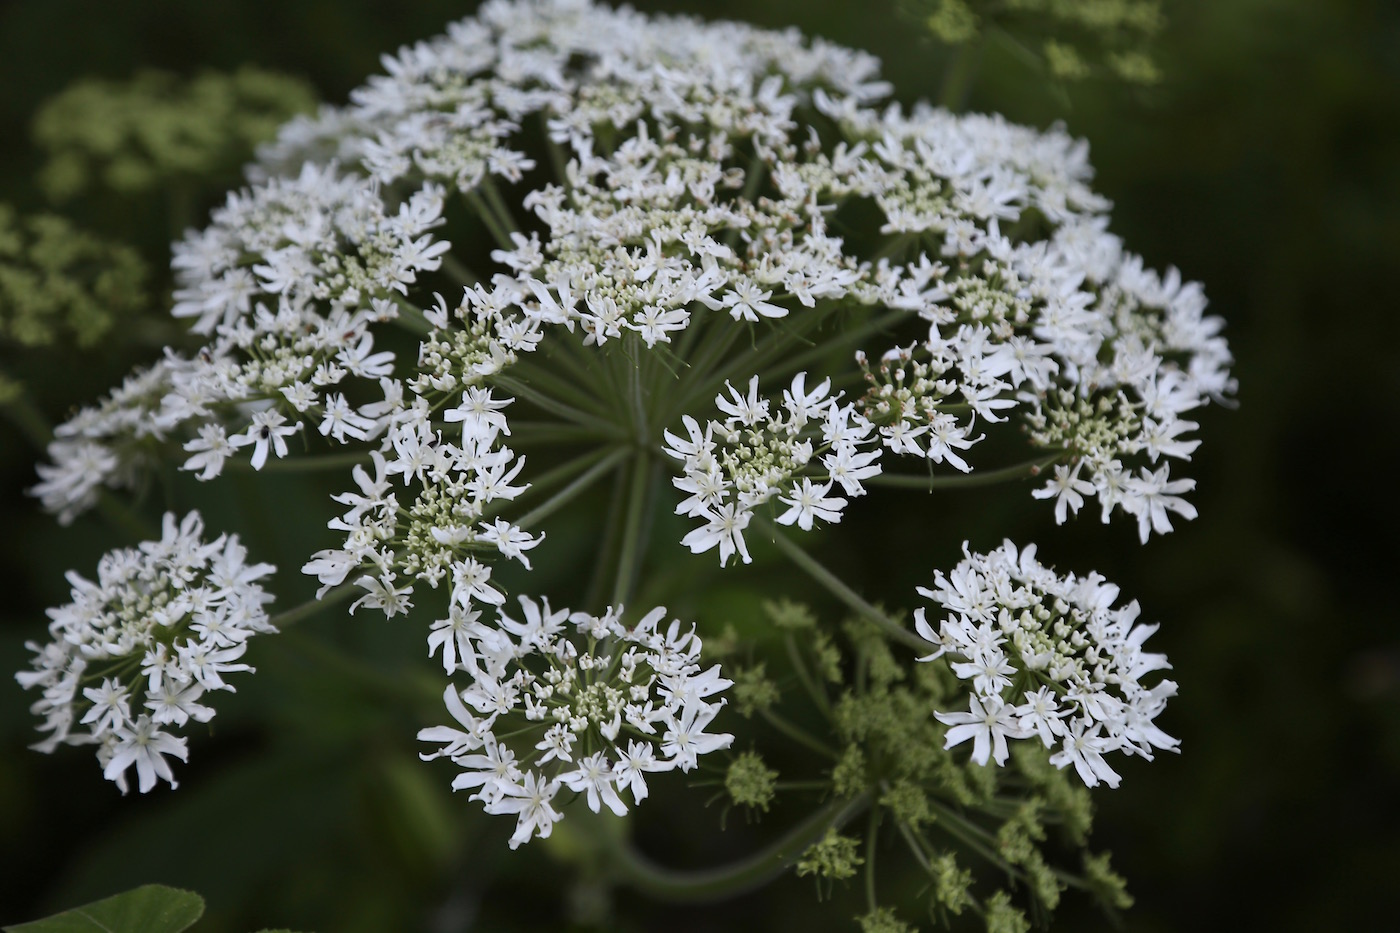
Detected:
[{"left": 2, "top": 1, "right": 1396, "bottom": 930}]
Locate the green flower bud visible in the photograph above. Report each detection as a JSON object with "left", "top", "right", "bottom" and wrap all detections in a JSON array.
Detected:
[
  {"left": 725, "top": 750, "right": 778, "bottom": 812},
  {"left": 983, "top": 890, "right": 1030, "bottom": 933},
  {"left": 731, "top": 663, "right": 781, "bottom": 717},
  {"left": 858, "top": 906, "right": 914, "bottom": 933},
  {"left": 796, "top": 828, "right": 863, "bottom": 884}
]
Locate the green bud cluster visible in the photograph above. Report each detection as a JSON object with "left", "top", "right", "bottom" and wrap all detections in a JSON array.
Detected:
[
  {"left": 725, "top": 750, "right": 778, "bottom": 812},
  {"left": 930, "top": 852, "right": 974, "bottom": 915},
  {"left": 910, "top": 0, "right": 1164, "bottom": 85},
  {"left": 858, "top": 907, "right": 914, "bottom": 933},
  {"left": 33, "top": 68, "right": 317, "bottom": 201},
  {"left": 796, "top": 828, "right": 863, "bottom": 884},
  {"left": 983, "top": 890, "right": 1031, "bottom": 933},
  {"left": 731, "top": 663, "right": 780, "bottom": 717},
  {"left": 753, "top": 606, "right": 1113, "bottom": 927},
  {"left": 0, "top": 205, "right": 147, "bottom": 351},
  {"left": 765, "top": 598, "right": 817, "bottom": 631},
  {"left": 879, "top": 778, "right": 932, "bottom": 829},
  {"left": 1026, "top": 387, "right": 1138, "bottom": 461},
  {"left": 1082, "top": 851, "right": 1134, "bottom": 910}
]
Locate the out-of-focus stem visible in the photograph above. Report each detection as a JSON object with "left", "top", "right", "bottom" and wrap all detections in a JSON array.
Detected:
[
  {"left": 268, "top": 582, "right": 358, "bottom": 629},
  {"left": 607, "top": 790, "right": 873, "bottom": 902},
  {"left": 759, "top": 707, "right": 839, "bottom": 760},
  {"left": 865, "top": 453, "right": 1065, "bottom": 490},
  {"left": 610, "top": 451, "right": 653, "bottom": 606},
  {"left": 756, "top": 515, "right": 929, "bottom": 653},
  {"left": 515, "top": 447, "right": 630, "bottom": 530},
  {"left": 939, "top": 40, "right": 982, "bottom": 113}
]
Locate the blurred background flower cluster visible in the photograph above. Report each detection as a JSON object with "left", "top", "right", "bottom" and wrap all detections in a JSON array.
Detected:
[{"left": 1, "top": 1, "right": 1396, "bottom": 930}]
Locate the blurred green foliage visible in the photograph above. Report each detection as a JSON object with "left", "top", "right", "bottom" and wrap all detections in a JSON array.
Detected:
[
  {"left": 4, "top": 885, "right": 205, "bottom": 933},
  {"left": 0, "top": 206, "right": 147, "bottom": 352},
  {"left": 908, "top": 0, "right": 1164, "bottom": 89},
  {"left": 1, "top": 1, "right": 1397, "bottom": 931},
  {"left": 32, "top": 68, "right": 316, "bottom": 204}
]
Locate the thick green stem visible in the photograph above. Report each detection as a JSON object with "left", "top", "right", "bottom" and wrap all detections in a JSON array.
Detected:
[
  {"left": 544, "top": 128, "right": 573, "bottom": 193},
  {"left": 920, "top": 801, "right": 1017, "bottom": 878},
  {"left": 755, "top": 515, "right": 929, "bottom": 654},
  {"left": 225, "top": 449, "right": 370, "bottom": 473},
  {"left": 514, "top": 447, "right": 629, "bottom": 530},
  {"left": 608, "top": 790, "right": 873, "bottom": 902},
  {"left": 504, "top": 445, "right": 617, "bottom": 504},
  {"left": 865, "top": 807, "right": 881, "bottom": 913},
  {"left": 674, "top": 303, "right": 713, "bottom": 361},
  {"left": 627, "top": 341, "right": 650, "bottom": 440},
  {"left": 493, "top": 374, "right": 624, "bottom": 435},
  {"left": 584, "top": 463, "right": 630, "bottom": 612},
  {"left": 1, "top": 391, "right": 51, "bottom": 448},
  {"left": 503, "top": 421, "right": 616, "bottom": 446},
  {"left": 939, "top": 40, "right": 982, "bottom": 113},
  {"left": 667, "top": 309, "right": 827, "bottom": 425},
  {"left": 759, "top": 308, "right": 908, "bottom": 385},
  {"left": 279, "top": 629, "right": 438, "bottom": 705},
  {"left": 610, "top": 452, "right": 653, "bottom": 607},
  {"left": 759, "top": 707, "right": 839, "bottom": 760},
  {"left": 440, "top": 253, "right": 481, "bottom": 287},
  {"left": 509, "top": 357, "right": 614, "bottom": 418},
  {"left": 865, "top": 453, "right": 1065, "bottom": 490},
  {"left": 785, "top": 633, "right": 832, "bottom": 720},
  {"left": 478, "top": 173, "right": 521, "bottom": 235},
  {"left": 464, "top": 189, "right": 516, "bottom": 250},
  {"left": 390, "top": 298, "right": 435, "bottom": 337},
  {"left": 691, "top": 306, "right": 828, "bottom": 387},
  {"left": 269, "top": 582, "right": 358, "bottom": 629},
  {"left": 895, "top": 814, "right": 932, "bottom": 873},
  {"left": 96, "top": 493, "right": 160, "bottom": 541},
  {"left": 720, "top": 151, "right": 767, "bottom": 251}
]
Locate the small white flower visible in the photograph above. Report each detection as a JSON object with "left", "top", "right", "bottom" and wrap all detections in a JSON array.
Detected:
[
  {"left": 231, "top": 410, "right": 300, "bottom": 470},
  {"left": 18, "top": 513, "right": 275, "bottom": 792},
  {"left": 776, "top": 478, "right": 847, "bottom": 531},
  {"left": 935, "top": 695, "right": 1024, "bottom": 767}
]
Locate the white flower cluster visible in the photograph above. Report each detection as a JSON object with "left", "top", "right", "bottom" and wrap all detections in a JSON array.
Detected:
[
  {"left": 301, "top": 287, "right": 545, "bottom": 619},
  {"left": 16, "top": 512, "right": 276, "bottom": 793},
  {"left": 418, "top": 597, "right": 732, "bottom": 847},
  {"left": 31, "top": 164, "right": 449, "bottom": 522},
  {"left": 23, "top": 0, "right": 1227, "bottom": 822},
  {"left": 663, "top": 373, "right": 881, "bottom": 565},
  {"left": 32, "top": 362, "right": 170, "bottom": 523},
  {"left": 915, "top": 540, "right": 1178, "bottom": 788},
  {"left": 33, "top": 0, "right": 1228, "bottom": 549}
]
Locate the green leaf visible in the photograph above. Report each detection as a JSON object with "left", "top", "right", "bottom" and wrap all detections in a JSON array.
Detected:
[{"left": 4, "top": 885, "right": 204, "bottom": 933}]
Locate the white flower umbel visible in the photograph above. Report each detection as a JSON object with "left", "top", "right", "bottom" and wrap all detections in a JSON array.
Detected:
[
  {"left": 665, "top": 373, "right": 880, "bottom": 565},
  {"left": 31, "top": 168, "right": 449, "bottom": 521},
  {"left": 25, "top": 0, "right": 1228, "bottom": 856},
  {"left": 418, "top": 598, "right": 732, "bottom": 847},
  {"left": 16, "top": 512, "right": 276, "bottom": 792},
  {"left": 915, "top": 540, "right": 1178, "bottom": 787},
  {"left": 33, "top": 0, "right": 1229, "bottom": 545}
]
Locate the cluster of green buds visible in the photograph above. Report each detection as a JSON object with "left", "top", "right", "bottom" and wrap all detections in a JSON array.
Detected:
[{"left": 910, "top": 0, "right": 1165, "bottom": 87}]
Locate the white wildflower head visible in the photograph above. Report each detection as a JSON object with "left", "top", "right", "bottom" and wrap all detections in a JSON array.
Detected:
[
  {"left": 16, "top": 511, "right": 276, "bottom": 793},
  {"left": 418, "top": 598, "right": 732, "bottom": 847},
  {"left": 20, "top": 3, "right": 1230, "bottom": 903},
  {"left": 665, "top": 373, "right": 878, "bottom": 564},
  {"left": 916, "top": 540, "right": 1177, "bottom": 787},
  {"left": 30, "top": 0, "right": 1229, "bottom": 560}
]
